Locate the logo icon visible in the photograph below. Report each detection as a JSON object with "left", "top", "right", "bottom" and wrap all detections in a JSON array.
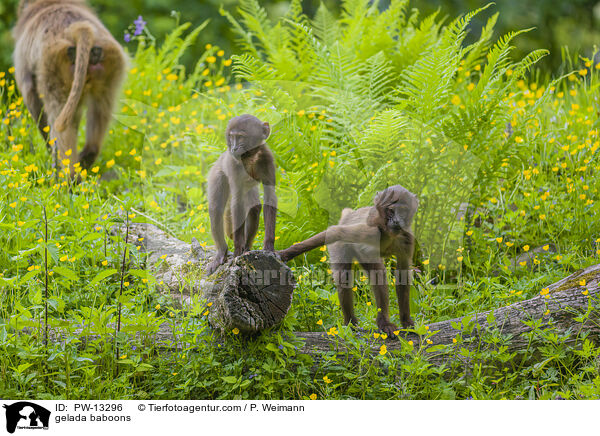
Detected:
[{"left": 2, "top": 402, "right": 50, "bottom": 434}]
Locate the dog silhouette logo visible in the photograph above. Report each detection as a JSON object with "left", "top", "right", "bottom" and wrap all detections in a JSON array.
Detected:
[{"left": 3, "top": 402, "right": 50, "bottom": 433}]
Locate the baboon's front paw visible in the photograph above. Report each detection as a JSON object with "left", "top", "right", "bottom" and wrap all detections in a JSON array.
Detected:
[
  {"left": 347, "top": 317, "right": 361, "bottom": 329},
  {"left": 401, "top": 317, "right": 415, "bottom": 328},
  {"left": 206, "top": 253, "right": 227, "bottom": 275},
  {"left": 376, "top": 319, "right": 399, "bottom": 336},
  {"left": 78, "top": 148, "right": 98, "bottom": 170}
]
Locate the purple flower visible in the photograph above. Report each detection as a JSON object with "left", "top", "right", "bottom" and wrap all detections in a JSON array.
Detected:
[
  {"left": 124, "top": 32, "right": 131, "bottom": 43},
  {"left": 134, "top": 15, "right": 146, "bottom": 36}
]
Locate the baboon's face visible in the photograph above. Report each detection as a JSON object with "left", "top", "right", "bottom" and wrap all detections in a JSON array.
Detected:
[
  {"left": 226, "top": 114, "right": 270, "bottom": 159},
  {"left": 375, "top": 186, "right": 418, "bottom": 234}
]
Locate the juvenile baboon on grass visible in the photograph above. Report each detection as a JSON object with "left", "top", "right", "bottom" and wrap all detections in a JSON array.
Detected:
[{"left": 278, "top": 185, "right": 418, "bottom": 334}]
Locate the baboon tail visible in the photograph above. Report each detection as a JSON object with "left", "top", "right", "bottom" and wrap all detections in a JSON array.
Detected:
[{"left": 55, "top": 22, "right": 94, "bottom": 132}]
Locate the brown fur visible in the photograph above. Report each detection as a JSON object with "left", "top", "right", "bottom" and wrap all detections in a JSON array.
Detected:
[
  {"left": 13, "top": 0, "right": 126, "bottom": 176},
  {"left": 206, "top": 114, "right": 278, "bottom": 275},
  {"left": 277, "top": 185, "right": 418, "bottom": 333}
]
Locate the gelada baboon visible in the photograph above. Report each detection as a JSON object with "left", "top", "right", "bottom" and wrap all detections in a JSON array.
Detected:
[
  {"left": 206, "top": 114, "right": 277, "bottom": 275},
  {"left": 278, "top": 185, "right": 418, "bottom": 334},
  {"left": 13, "top": 0, "right": 126, "bottom": 177}
]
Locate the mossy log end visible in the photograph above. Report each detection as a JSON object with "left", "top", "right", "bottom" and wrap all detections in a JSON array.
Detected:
[{"left": 118, "top": 223, "right": 295, "bottom": 333}]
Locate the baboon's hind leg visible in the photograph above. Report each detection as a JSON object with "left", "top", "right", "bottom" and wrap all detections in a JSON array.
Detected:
[
  {"left": 79, "top": 94, "right": 112, "bottom": 169},
  {"left": 16, "top": 69, "right": 49, "bottom": 147}
]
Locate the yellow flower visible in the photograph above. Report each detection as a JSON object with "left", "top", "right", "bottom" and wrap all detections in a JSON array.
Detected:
[
  {"left": 327, "top": 327, "right": 338, "bottom": 336},
  {"left": 60, "top": 255, "right": 68, "bottom": 262},
  {"left": 540, "top": 287, "right": 549, "bottom": 296},
  {"left": 466, "top": 230, "right": 473, "bottom": 236},
  {"left": 426, "top": 339, "right": 433, "bottom": 344},
  {"left": 393, "top": 330, "right": 399, "bottom": 336},
  {"left": 582, "top": 290, "right": 589, "bottom": 296},
  {"left": 232, "top": 328, "right": 240, "bottom": 335},
  {"left": 106, "top": 159, "right": 115, "bottom": 168},
  {"left": 224, "top": 59, "right": 232, "bottom": 67},
  {"left": 9, "top": 202, "right": 16, "bottom": 208},
  {"left": 316, "top": 319, "right": 323, "bottom": 325},
  {"left": 579, "top": 279, "right": 586, "bottom": 287},
  {"left": 207, "top": 56, "right": 217, "bottom": 63},
  {"left": 514, "top": 136, "right": 524, "bottom": 143},
  {"left": 297, "top": 109, "right": 305, "bottom": 117},
  {"left": 496, "top": 237, "right": 503, "bottom": 243},
  {"left": 423, "top": 259, "right": 430, "bottom": 265},
  {"left": 408, "top": 340, "right": 414, "bottom": 346},
  {"left": 160, "top": 254, "right": 167, "bottom": 260},
  {"left": 379, "top": 344, "right": 387, "bottom": 355},
  {"left": 102, "top": 260, "right": 108, "bottom": 266},
  {"left": 155, "top": 304, "right": 160, "bottom": 310},
  {"left": 451, "top": 95, "right": 461, "bottom": 105},
  {"left": 323, "top": 376, "right": 332, "bottom": 384},
  {"left": 523, "top": 245, "right": 530, "bottom": 252},
  {"left": 166, "top": 74, "right": 178, "bottom": 81},
  {"left": 309, "top": 393, "right": 317, "bottom": 400},
  {"left": 452, "top": 337, "right": 457, "bottom": 344},
  {"left": 120, "top": 355, "right": 127, "bottom": 359}
]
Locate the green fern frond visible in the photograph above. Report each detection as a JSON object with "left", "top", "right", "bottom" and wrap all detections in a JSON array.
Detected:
[
  {"left": 219, "top": 6, "right": 261, "bottom": 58},
  {"left": 356, "top": 52, "right": 394, "bottom": 105},
  {"left": 463, "top": 12, "right": 499, "bottom": 70},
  {"left": 312, "top": 2, "right": 340, "bottom": 48},
  {"left": 512, "top": 49, "right": 550, "bottom": 78}
]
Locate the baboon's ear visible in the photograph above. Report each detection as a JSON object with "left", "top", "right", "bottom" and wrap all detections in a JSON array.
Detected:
[
  {"left": 412, "top": 193, "right": 419, "bottom": 207},
  {"left": 262, "top": 122, "right": 271, "bottom": 139}
]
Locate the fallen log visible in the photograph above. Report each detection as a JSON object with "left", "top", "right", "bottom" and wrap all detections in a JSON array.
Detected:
[
  {"left": 22, "top": 262, "right": 599, "bottom": 369},
  {"left": 112, "top": 223, "right": 599, "bottom": 364},
  {"left": 296, "top": 263, "right": 600, "bottom": 364},
  {"left": 117, "top": 223, "right": 295, "bottom": 334}
]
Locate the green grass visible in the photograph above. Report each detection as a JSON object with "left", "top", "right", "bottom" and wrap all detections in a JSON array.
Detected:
[{"left": 0, "top": 0, "right": 599, "bottom": 399}]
